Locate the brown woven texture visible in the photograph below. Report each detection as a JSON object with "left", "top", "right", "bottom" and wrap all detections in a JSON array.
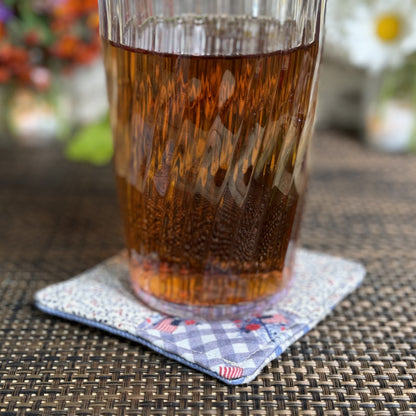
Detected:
[{"left": 1, "top": 131, "right": 416, "bottom": 415}]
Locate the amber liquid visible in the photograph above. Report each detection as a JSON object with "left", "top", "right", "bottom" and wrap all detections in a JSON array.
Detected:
[{"left": 103, "top": 16, "right": 320, "bottom": 314}]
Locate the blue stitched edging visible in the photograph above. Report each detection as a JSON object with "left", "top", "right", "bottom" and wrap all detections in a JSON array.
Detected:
[{"left": 35, "top": 302, "right": 247, "bottom": 385}]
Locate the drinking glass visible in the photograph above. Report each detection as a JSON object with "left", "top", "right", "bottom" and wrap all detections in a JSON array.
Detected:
[{"left": 99, "top": 0, "right": 326, "bottom": 319}]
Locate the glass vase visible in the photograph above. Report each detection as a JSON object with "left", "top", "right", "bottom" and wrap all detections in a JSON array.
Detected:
[{"left": 365, "top": 56, "right": 416, "bottom": 153}]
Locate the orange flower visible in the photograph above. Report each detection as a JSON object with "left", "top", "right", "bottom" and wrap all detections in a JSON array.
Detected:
[
  {"left": 87, "top": 12, "right": 99, "bottom": 30},
  {"left": 11, "top": 48, "right": 29, "bottom": 65},
  {"left": 50, "top": 35, "right": 79, "bottom": 59},
  {"left": 0, "top": 67, "right": 11, "bottom": 83},
  {"left": 15, "top": 64, "right": 32, "bottom": 84},
  {"left": 52, "top": 0, "right": 98, "bottom": 21},
  {"left": 0, "top": 43, "right": 14, "bottom": 62},
  {"left": 73, "top": 42, "right": 100, "bottom": 64},
  {"left": 50, "top": 19, "right": 71, "bottom": 33}
]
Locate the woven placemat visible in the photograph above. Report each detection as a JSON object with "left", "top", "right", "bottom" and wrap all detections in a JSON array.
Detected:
[{"left": 1, "top": 132, "right": 416, "bottom": 414}]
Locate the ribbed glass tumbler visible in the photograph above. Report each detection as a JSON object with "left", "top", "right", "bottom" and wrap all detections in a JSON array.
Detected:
[{"left": 99, "top": 0, "right": 326, "bottom": 320}]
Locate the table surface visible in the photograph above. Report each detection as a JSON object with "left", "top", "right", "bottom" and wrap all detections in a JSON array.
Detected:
[{"left": 1, "top": 131, "right": 416, "bottom": 415}]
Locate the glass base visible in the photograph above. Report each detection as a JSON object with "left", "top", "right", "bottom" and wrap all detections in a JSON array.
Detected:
[{"left": 131, "top": 281, "right": 289, "bottom": 321}]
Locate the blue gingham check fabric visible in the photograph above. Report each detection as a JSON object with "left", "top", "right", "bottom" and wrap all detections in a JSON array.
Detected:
[{"left": 35, "top": 249, "right": 365, "bottom": 385}]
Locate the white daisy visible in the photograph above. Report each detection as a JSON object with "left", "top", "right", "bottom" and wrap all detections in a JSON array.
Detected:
[{"left": 326, "top": 0, "right": 416, "bottom": 72}]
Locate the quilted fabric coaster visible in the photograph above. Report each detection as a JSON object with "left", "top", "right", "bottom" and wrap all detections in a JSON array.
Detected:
[{"left": 35, "top": 249, "right": 365, "bottom": 385}]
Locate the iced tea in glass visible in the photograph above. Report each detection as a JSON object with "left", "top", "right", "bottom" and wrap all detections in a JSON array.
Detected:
[{"left": 99, "top": 0, "right": 326, "bottom": 319}]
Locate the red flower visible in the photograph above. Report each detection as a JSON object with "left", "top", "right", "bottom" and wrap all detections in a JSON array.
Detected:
[
  {"left": 0, "top": 22, "right": 5, "bottom": 40},
  {"left": 24, "top": 30, "right": 42, "bottom": 47},
  {"left": 0, "top": 44, "right": 32, "bottom": 84}
]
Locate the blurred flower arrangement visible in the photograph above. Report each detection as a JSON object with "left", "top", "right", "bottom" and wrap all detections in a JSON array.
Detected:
[
  {"left": 325, "top": 0, "right": 416, "bottom": 152},
  {"left": 0, "top": 0, "right": 112, "bottom": 164},
  {"left": 0, "top": 0, "right": 100, "bottom": 84}
]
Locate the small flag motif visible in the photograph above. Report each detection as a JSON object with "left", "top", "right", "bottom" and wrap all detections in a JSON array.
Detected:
[
  {"left": 154, "top": 318, "right": 178, "bottom": 333},
  {"left": 219, "top": 366, "right": 244, "bottom": 379}
]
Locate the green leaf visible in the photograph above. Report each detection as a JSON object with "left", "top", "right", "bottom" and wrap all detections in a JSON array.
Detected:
[
  {"left": 65, "top": 118, "right": 113, "bottom": 166},
  {"left": 3, "top": 0, "right": 16, "bottom": 8}
]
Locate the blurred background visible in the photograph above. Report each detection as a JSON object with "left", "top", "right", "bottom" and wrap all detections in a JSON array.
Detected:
[
  {"left": 320, "top": 0, "right": 416, "bottom": 153},
  {"left": 0, "top": 0, "right": 415, "bottom": 163}
]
